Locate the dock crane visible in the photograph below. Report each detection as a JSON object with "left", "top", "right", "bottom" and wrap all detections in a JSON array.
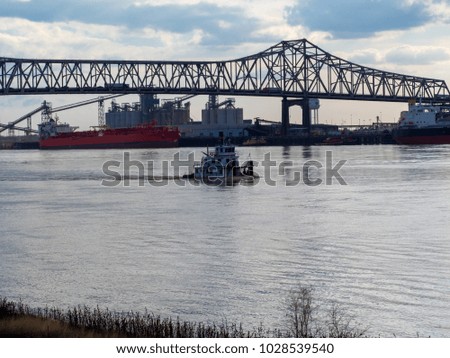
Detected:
[
  {"left": 0, "top": 103, "right": 49, "bottom": 135},
  {"left": 0, "top": 123, "right": 38, "bottom": 134},
  {"left": 0, "top": 94, "right": 126, "bottom": 135},
  {"left": 206, "top": 94, "right": 236, "bottom": 109}
]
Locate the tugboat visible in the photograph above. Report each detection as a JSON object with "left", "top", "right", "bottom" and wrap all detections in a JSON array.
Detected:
[{"left": 184, "top": 139, "right": 254, "bottom": 185}]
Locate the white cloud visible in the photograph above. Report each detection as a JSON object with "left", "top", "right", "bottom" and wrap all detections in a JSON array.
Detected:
[
  {"left": 346, "top": 49, "right": 383, "bottom": 67},
  {"left": 385, "top": 45, "right": 450, "bottom": 66},
  {"left": 217, "top": 20, "right": 232, "bottom": 30},
  {"left": 0, "top": 17, "right": 219, "bottom": 61},
  {"left": 423, "top": 0, "right": 450, "bottom": 21}
]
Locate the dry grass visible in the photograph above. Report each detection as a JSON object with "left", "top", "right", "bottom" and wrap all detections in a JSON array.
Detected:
[
  {"left": 0, "top": 297, "right": 264, "bottom": 338},
  {"left": 1, "top": 290, "right": 366, "bottom": 338},
  {"left": 0, "top": 316, "right": 116, "bottom": 338}
]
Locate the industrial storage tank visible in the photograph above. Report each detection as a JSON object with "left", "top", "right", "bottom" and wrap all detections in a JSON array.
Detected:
[
  {"left": 106, "top": 95, "right": 191, "bottom": 127},
  {"left": 106, "top": 101, "right": 143, "bottom": 128},
  {"left": 202, "top": 107, "right": 243, "bottom": 126}
]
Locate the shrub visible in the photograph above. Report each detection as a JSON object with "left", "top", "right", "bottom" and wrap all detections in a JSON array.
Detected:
[{"left": 286, "top": 285, "right": 366, "bottom": 338}]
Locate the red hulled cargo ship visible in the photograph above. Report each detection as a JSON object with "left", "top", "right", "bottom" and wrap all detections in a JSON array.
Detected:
[
  {"left": 38, "top": 119, "right": 179, "bottom": 149},
  {"left": 392, "top": 102, "right": 450, "bottom": 145}
]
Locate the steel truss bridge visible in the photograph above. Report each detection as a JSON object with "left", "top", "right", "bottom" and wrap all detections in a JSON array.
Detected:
[{"left": 1, "top": 39, "right": 449, "bottom": 133}]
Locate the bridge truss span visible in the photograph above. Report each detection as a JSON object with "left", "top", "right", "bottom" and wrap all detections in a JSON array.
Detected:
[{"left": 1, "top": 39, "right": 449, "bottom": 102}]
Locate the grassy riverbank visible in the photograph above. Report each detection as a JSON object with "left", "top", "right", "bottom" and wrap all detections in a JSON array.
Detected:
[
  {"left": 0, "top": 298, "right": 266, "bottom": 338},
  {"left": 1, "top": 289, "right": 366, "bottom": 338}
]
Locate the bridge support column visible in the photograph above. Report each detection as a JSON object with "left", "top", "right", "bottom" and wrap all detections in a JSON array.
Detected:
[
  {"left": 281, "top": 97, "right": 289, "bottom": 136},
  {"left": 281, "top": 98, "right": 312, "bottom": 136},
  {"left": 302, "top": 99, "right": 311, "bottom": 132}
]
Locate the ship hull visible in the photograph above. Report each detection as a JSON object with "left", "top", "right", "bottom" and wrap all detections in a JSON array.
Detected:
[
  {"left": 40, "top": 126, "right": 179, "bottom": 149},
  {"left": 392, "top": 126, "right": 450, "bottom": 145}
]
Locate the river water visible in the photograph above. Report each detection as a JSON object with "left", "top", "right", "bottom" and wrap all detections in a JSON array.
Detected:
[{"left": 1, "top": 145, "right": 449, "bottom": 337}]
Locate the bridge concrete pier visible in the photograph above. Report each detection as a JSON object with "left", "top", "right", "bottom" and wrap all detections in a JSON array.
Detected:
[{"left": 281, "top": 97, "right": 311, "bottom": 136}]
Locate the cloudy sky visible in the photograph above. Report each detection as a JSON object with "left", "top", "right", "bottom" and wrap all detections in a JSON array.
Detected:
[{"left": 2, "top": 0, "right": 450, "bottom": 129}]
